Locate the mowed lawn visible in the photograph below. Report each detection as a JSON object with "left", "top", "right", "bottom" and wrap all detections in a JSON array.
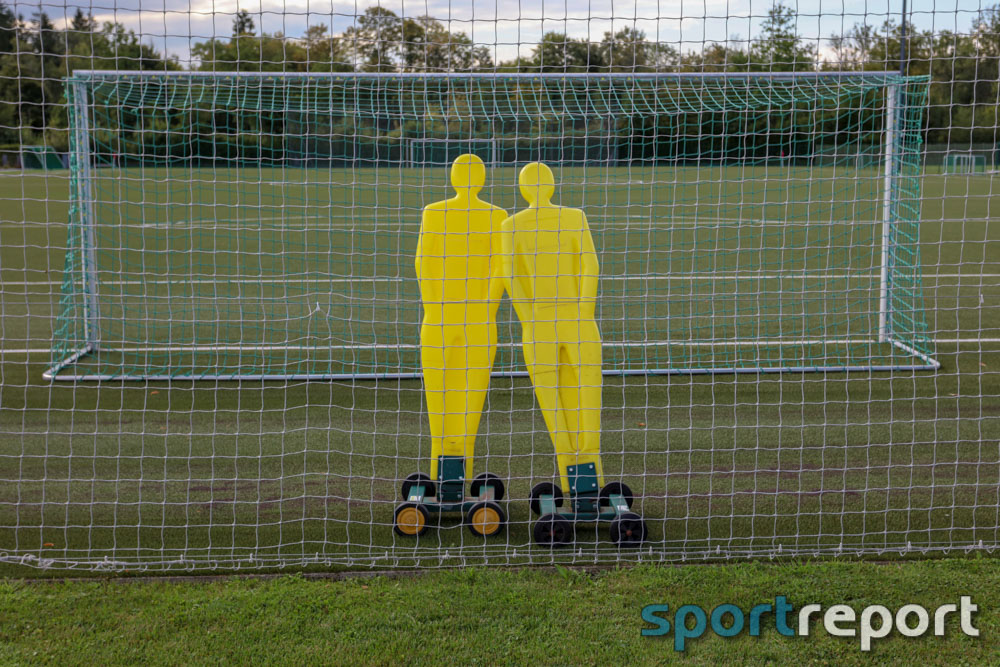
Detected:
[
  {"left": 0, "top": 166, "right": 997, "bottom": 575},
  {"left": 1, "top": 560, "right": 999, "bottom": 664}
]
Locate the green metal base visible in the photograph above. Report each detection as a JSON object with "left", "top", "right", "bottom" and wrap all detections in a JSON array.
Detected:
[
  {"left": 539, "top": 462, "right": 630, "bottom": 522},
  {"left": 437, "top": 455, "right": 465, "bottom": 503},
  {"left": 405, "top": 455, "right": 497, "bottom": 515}
]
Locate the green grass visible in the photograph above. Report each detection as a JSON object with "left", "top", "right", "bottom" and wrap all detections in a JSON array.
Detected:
[
  {"left": 2, "top": 560, "right": 999, "bottom": 663},
  {"left": 40, "top": 165, "right": 937, "bottom": 375},
  {"left": 0, "top": 166, "right": 997, "bottom": 574}
]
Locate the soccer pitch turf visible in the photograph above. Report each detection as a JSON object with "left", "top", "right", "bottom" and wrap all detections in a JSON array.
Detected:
[
  {"left": 0, "top": 166, "right": 997, "bottom": 572},
  {"left": 46, "top": 164, "right": 942, "bottom": 377}
]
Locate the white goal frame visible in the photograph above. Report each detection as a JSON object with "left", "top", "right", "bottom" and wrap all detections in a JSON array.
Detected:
[
  {"left": 942, "top": 151, "right": 987, "bottom": 174},
  {"left": 44, "top": 70, "right": 940, "bottom": 381},
  {"left": 407, "top": 137, "right": 499, "bottom": 167}
]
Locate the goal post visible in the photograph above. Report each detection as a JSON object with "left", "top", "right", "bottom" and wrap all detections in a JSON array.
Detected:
[
  {"left": 878, "top": 83, "right": 897, "bottom": 345},
  {"left": 47, "top": 71, "right": 938, "bottom": 381}
]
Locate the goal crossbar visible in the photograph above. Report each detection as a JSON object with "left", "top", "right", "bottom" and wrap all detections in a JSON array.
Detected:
[{"left": 70, "top": 70, "right": 907, "bottom": 79}]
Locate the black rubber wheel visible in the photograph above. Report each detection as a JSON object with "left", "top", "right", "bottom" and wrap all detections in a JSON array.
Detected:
[
  {"left": 400, "top": 472, "right": 436, "bottom": 501},
  {"left": 609, "top": 512, "right": 648, "bottom": 548},
  {"left": 466, "top": 501, "right": 506, "bottom": 538},
  {"left": 393, "top": 502, "right": 431, "bottom": 537},
  {"left": 529, "top": 481, "right": 564, "bottom": 516},
  {"left": 470, "top": 472, "right": 505, "bottom": 501},
  {"left": 533, "top": 513, "right": 573, "bottom": 547},
  {"left": 599, "top": 481, "right": 635, "bottom": 509}
]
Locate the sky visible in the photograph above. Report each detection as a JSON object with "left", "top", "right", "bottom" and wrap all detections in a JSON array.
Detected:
[{"left": 8, "top": 0, "right": 988, "bottom": 65}]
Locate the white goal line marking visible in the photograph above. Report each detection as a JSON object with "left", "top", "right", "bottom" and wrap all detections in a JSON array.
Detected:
[
  {"left": 5, "top": 338, "right": 999, "bottom": 355},
  {"left": 5, "top": 273, "right": 999, "bottom": 288}
]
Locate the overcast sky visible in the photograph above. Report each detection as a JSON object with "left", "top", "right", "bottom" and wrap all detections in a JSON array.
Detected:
[{"left": 8, "top": 0, "right": 987, "bottom": 65}]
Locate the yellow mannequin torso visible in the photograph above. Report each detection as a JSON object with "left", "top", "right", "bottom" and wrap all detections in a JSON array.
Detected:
[
  {"left": 417, "top": 194, "right": 507, "bottom": 326},
  {"left": 503, "top": 206, "right": 598, "bottom": 323}
]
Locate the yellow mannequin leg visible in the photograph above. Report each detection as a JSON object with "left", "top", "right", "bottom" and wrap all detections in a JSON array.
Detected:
[
  {"left": 575, "top": 322, "right": 603, "bottom": 458},
  {"left": 524, "top": 318, "right": 604, "bottom": 493},
  {"left": 421, "top": 324, "right": 496, "bottom": 481},
  {"left": 522, "top": 333, "right": 573, "bottom": 455}
]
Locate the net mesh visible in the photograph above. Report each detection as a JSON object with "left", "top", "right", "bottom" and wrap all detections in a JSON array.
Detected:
[{"left": 0, "top": 2, "right": 996, "bottom": 573}]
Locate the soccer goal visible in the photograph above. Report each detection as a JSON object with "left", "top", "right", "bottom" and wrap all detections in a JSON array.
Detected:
[
  {"left": 942, "top": 152, "right": 987, "bottom": 174},
  {"left": 47, "top": 71, "right": 937, "bottom": 381},
  {"left": 408, "top": 138, "right": 498, "bottom": 167}
]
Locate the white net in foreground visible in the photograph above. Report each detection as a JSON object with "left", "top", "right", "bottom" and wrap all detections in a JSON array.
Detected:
[{"left": 0, "top": 3, "right": 997, "bottom": 572}]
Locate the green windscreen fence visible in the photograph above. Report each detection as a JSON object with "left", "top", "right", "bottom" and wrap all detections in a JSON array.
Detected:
[{"left": 50, "top": 72, "right": 935, "bottom": 380}]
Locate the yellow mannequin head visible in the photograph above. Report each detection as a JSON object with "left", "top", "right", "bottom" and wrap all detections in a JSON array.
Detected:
[
  {"left": 450, "top": 154, "right": 486, "bottom": 198},
  {"left": 518, "top": 162, "right": 555, "bottom": 206}
]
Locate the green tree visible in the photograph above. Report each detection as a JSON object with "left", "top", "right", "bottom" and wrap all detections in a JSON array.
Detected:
[
  {"left": 342, "top": 7, "right": 402, "bottom": 71},
  {"left": 341, "top": 9, "right": 489, "bottom": 72},
  {"left": 681, "top": 41, "right": 750, "bottom": 72},
  {"left": 0, "top": 2, "right": 20, "bottom": 146},
  {"left": 14, "top": 12, "right": 65, "bottom": 147},
  {"left": 599, "top": 27, "right": 677, "bottom": 72},
  {"left": 922, "top": 7, "right": 1000, "bottom": 144},
  {"left": 301, "top": 24, "right": 352, "bottom": 72},
  {"left": 749, "top": 3, "right": 815, "bottom": 71},
  {"left": 0, "top": 0, "right": 13, "bottom": 54},
  {"left": 407, "top": 16, "right": 491, "bottom": 72},
  {"left": 512, "top": 32, "right": 603, "bottom": 72},
  {"left": 194, "top": 12, "right": 305, "bottom": 72},
  {"left": 233, "top": 10, "right": 255, "bottom": 37},
  {"left": 824, "top": 23, "right": 877, "bottom": 70},
  {"left": 0, "top": 1, "right": 177, "bottom": 149}
]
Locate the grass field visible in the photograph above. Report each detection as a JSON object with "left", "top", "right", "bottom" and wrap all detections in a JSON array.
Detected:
[
  {"left": 1, "top": 560, "right": 998, "bottom": 663},
  {"left": 0, "top": 165, "right": 997, "bottom": 574},
  {"left": 48, "top": 164, "right": 935, "bottom": 377}
]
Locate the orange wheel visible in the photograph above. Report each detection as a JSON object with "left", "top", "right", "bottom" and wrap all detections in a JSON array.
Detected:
[
  {"left": 466, "top": 501, "right": 506, "bottom": 537},
  {"left": 394, "top": 502, "right": 429, "bottom": 537}
]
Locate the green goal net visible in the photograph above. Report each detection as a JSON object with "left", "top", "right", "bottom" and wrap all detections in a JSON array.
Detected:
[{"left": 49, "top": 72, "right": 936, "bottom": 381}]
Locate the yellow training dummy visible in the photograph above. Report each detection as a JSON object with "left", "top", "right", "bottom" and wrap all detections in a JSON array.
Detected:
[
  {"left": 416, "top": 154, "right": 508, "bottom": 482},
  {"left": 500, "top": 162, "right": 604, "bottom": 494}
]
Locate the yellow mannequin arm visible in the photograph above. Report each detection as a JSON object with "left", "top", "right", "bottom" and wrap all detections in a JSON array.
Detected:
[
  {"left": 579, "top": 212, "right": 599, "bottom": 320},
  {"left": 489, "top": 210, "right": 508, "bottom": 305},
  {"left": 498, "top": 219, "right": 513, "bottom": 287}
]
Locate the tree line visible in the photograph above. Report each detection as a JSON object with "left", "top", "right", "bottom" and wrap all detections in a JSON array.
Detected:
[{"left": 0, "top": 2, "right": 997, "bottom": 151}]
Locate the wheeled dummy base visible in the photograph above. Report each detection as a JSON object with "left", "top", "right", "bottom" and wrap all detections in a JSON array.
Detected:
[
  {"left": 393, "top": 456, "right": 507, "bottom": 538},
  {"left": 530, "top": 463, "right": 648, "bottom": 548}
]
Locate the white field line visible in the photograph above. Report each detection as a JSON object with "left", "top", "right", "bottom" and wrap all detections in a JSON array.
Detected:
[
  {"left": 4, "top": 338, "right": 1000, "bottom": 355},
  {"left": 4, "top": 273, "right": 1000, "bottom": 287}
]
